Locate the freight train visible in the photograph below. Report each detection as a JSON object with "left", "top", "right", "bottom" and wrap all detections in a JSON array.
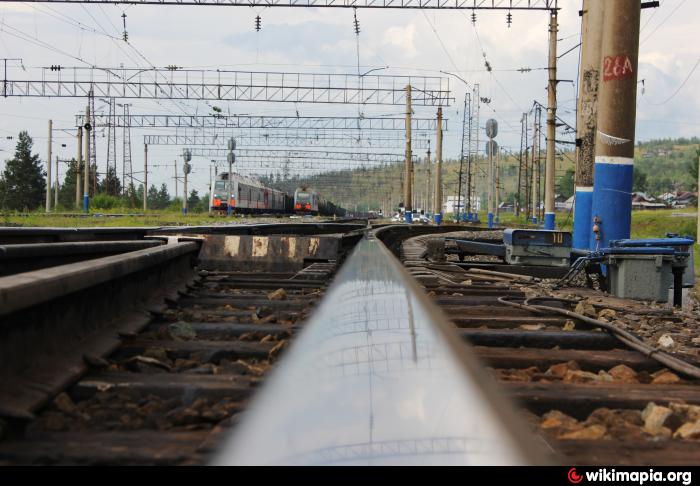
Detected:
[{"left": 210, "top": 172, "right": 346, "bottom": 217}]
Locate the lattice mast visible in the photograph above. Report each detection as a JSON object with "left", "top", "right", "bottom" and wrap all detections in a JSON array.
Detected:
[{"left": 123, "top": 104, "right": 133, "bottom": 191}]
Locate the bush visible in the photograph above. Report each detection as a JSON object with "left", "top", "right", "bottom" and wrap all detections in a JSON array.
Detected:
[{"left": 91, "top": 194, "right": 122, "bottom": 210}]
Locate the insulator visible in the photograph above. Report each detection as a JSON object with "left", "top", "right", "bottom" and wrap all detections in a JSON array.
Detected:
[
  {"left": 353, "top": 9, "right": 360, "bottom": 35},
  {"left": 471, "top": 11, "right": 477, "bottom": 25},
  {"left": 255, "top": 15, "right": 261, "bottom": 32},
  {"left": 506, "top": 12, "right": 512, "bottom": 27},
  {"left": 122, "top": 31, "right": 128, "bottom": 41}
]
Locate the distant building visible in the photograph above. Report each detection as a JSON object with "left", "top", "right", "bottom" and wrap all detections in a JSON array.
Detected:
[
  {"left": 443, "top": 195, "right": 481, "bottom": 214},
  {"left": 556, "top": 195, "right": 574, "bottom": 211},
  {"left": 632, "top": 192, "right": 666, "bottom": 210}
]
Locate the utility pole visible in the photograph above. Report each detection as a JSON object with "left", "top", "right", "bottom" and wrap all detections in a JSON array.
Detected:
[
  {"left": 495, "top": 146, "right": 500, "bottom": 224},
  {"left": 46, "top": 119, "right": 52, "bottom": 212},
  {"left": 456, "top": 94, "right": 468, "bottom": 223},
  {"left": 531, "top": 108, "right": 539, "bottom": 224},
  {"left": 76, "top": 127, "right": 82, "bottom": 208},
  {"left": 174, "top": 159, "right": 178, "bottom": 199},
  {"left": 573, "top": 0, "right": 605, "bottom": 248},
  {"left": 404, "top": 85, "right": 413, "bottom": 223},
  {"left": 470, "top": 84, "right": 480, "bottom": 221},
  {"left": 228, "top": 138, "right": 236, "bottom": 216},
  {"left": 55, "top": 155, "right": 59, "bottom": 208},
  {"left": 143, "top": 144, "right": 148, "bottom": 211},
  {"left": 589, "top": 0, "right": 641, "bottom": 249},
  {"left": 434, "top": 106, "right": 443, "bottom": 224},
  {"left": 544, "top": 7, "right": 559, "bottom": 230},
  {"left": 83, "top": 106, "right": 90, "bottom": 213},
  {"left": 485, "top": 119, "right": 498, "bottom": 229},
  {"left": 425, "top": 144, "right": 431, "bottom": 220},
  {"left": 182, "top": 149, "right": 191, "bottom": 215}
]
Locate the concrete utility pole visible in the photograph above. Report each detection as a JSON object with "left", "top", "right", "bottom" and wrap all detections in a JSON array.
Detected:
[
  {"left": 76, "top": 127, "right": 82, "bottom": 208},
  {"left": 589, "top": 0, "right": 641, "bottom": 250},
  {"left": 573, "top": 0, "right": 605, "bottom": 248},
  {"left": 495, "top": 147, "right": 500, "bottom": 224},
  {"left": 425, "top": 147, "right": 431, "bottom": 219},
  {"left": 46, "top": 119, "right": 52, "bottom": 212},
  {"left": 531, "top": 112, "right": 539, "bottom": 224},
  {"left": 143, "top": 144, "right": 148, "bottom": 211},
  {"left": 404, "top": 85, "right": 413, "bottom": 223},
  {"left": 174, "top": 159, "right": 178, "bottom": 199},
  {"left": 54, "top": 156, "right": 59, "bottom": 208},
  {"left": 487, "top": 141, "right": 494, "bottom": 228},
  {"left": 227, "top": 138, "right": 236, "bottom": 216},
  {"left": 83, "top": 106, "right": 90, "bottom": 213},
  {"left": 697, "top": 150, "right": 699, "bottom": 250},
  {"left": 434, "top": 106, "right": 443, "bottom": 224},
  {"left": 182, "top": 149, "right": 191, "bottom": 215},
  {"left": 544, "top": 8, "right": 559, "bottom": 230}
]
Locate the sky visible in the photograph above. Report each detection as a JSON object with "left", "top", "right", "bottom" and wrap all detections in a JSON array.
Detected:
[{"left": 0, "top": 0, "right": 698, "bottom": 197}]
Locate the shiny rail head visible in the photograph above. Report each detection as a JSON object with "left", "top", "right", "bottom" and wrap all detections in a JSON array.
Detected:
[{"left": 212, "top": 237, "right": 548, "bottom": 466}]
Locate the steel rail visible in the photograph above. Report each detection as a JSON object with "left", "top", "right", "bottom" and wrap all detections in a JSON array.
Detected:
[
  {"left": 0, "top": 241, "right": 197, "bottom": 317},
  {"left": 212, "top": 236, "right": 548, "bottom": 465}
]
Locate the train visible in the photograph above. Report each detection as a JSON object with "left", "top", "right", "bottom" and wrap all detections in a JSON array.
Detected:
[{"left": 210, "top": 172, "right": 346, "bottom": 217}]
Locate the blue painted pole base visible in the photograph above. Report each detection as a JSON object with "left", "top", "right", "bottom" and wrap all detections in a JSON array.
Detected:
[
  {"left": 531, "top": 217, "right": 538, "bottom": 225},
  {"left": 572, "top": 187, "right": 593, "bottom": 250},
  {"left": 434, "top": 213, "right": 442, "bottom": 225},
  {"left": 404, "top": 212, "right": 413, "bottom": 224},
  {"left": 83, "top": 194, "right": 89, "bottom": 213},
  {"left": 589, "top": 157, "right": 634, "bottom": 250},
  {"left": 183, "top": 207, "right": 188, "bottom": 215},
  {"left": 544, "top": 212, "right": 555, "bottom": 230},
  {"left": 487, "top": 212, "right": 494, "bottom": 229},
  {"left": 461, "top": 213, "right": 467, "bottom": 222}
]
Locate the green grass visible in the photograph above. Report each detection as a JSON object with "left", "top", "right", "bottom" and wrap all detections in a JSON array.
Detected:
[{"left": 0, "top": 211, "right": 249, "bottom": 228}]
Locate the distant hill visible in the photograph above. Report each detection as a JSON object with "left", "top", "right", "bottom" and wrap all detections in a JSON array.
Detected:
[{"left": 255, "top": 137, "right": 698, "bottom": 214}]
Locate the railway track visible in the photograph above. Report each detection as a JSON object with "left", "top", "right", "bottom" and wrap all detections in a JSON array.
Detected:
[
  {"left": 1, "top": 223, "right": 698, "bottom": 465},
  {"left": 1, "top": 265, "right": 333, "bottom": 465},
  {"left": 0, "top": 224, "right": 359, "bottom": 465},
  {"left": 398, "top": 229, "right": 700, "bottom": 466}
]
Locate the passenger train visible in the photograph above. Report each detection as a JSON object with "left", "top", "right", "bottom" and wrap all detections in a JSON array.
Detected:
[
  {"left": 210, "top": 172, "right": 346, "bottom": 217},
  {"left": 293, "top": 187, "right": 319, "bottom": 214}
]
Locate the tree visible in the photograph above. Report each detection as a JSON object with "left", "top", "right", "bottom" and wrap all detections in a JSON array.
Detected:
[
  {"left": 558, "top": 168, "right": 575, "bottom": 199},
  {"left": 58, "top": 158, "right": 82, "bottom": 209},
  {"left": 124, "top": 182, "right": 139, "bottom": 208},
  {"left": 99, "top": 166, "right": 122, "bottom": 196},
  {"left": 633, "top": 169, "right": 648, "bottom": 193},
  {"left": 0, "top": 131, "right": 46, "bottom": 211},
  {"left": 157, "top": 183, "right": 171, "bottom": 209},
  {"left": 147, "top": 184, "right": 160, "bottom": 209},
  {"left": 187, "top": 189, "right": 201, "bottom": 211},
  {"left": 689, "top": 147, "right": 699, "bottom": 191}
]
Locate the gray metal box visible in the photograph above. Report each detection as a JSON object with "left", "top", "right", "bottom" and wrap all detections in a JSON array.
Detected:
[
  {"left": 503, "top": 229, "right": 572, "bottom": 267},
  {"left": 607, "top": 254, "right": 674, "bottom": 302}
]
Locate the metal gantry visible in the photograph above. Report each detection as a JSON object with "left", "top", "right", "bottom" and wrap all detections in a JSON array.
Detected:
[
  {"left": 6, "top": 66, "right": 451, "bottom": 106},
  {"left": 181, "top": 148, "right": 407, "bottom": 163},
  {"left": 76, "top": 114, "right": 447, "bottom": 132},
  {"left": 142, "top": 131, "right": 430, "bottom": 150},
  {"left": 9, "top": 0, "right": 557, "bottom": 9}
]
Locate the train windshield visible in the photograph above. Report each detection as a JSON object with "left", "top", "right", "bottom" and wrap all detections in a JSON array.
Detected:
[
  {"left": 215, "top": 181, "right": 228, "bottom": 191},
  {"left": 296, "top": 192, "right": 309, "bottom": 200}
]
